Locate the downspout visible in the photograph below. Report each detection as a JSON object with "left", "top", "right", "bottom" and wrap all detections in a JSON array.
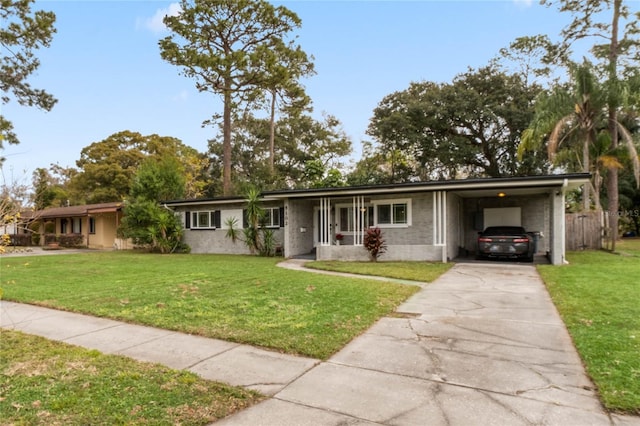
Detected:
[
  {"left": 561, "top": 179, "right": 568, "bottom": 264},
  {"left": 442, "top": 191, "right": 447, "bottom": 263},
  {"left": 116, "top": 209, "right": 120, "bottom": 249}
]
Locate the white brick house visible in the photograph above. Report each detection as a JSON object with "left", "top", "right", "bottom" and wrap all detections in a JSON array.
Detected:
[{"left": 164, "top": 173, "right": 589, "bottom": 265}]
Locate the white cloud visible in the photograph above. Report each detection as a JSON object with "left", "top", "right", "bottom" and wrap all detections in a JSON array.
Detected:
[
  {"left": 136, "top": 3, "right": 182, "bottom": 34},
  {"left": 172, "top": 90, "right": 189, "bottom": 102},
  {"left": 513, "top": 0, "right": 534, "bottom": 8}
]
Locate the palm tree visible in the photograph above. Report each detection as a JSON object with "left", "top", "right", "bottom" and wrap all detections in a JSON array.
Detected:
[{"left": 519, "top": 61, "right": 639, "bottom": 212}]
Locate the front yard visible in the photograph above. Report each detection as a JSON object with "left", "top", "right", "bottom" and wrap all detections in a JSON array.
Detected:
[
  {"left": 0, "top": 330, "right": 262, "bottom": 425},
  {"left": 538, "top": 238, "right": 640, "bottom": 414},
  {"left": 0, "top": 252, "right": 422, "bottom": 360},
  {"left": 0, "top": 252, "right": 437, "bottom": 424}
]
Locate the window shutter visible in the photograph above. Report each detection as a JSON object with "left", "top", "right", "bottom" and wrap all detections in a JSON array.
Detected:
[
  {"left": 213, "top": 211, "right": 221, "bottom": 228},
  {"left": 242, "top": 209, "right": 248, "bottom": 228},
  {"left": 185, "top": 211, "right": 191, "bottom": 229},
  {"left": 279, "top": 207, "right": 284, "bottom": 228}
]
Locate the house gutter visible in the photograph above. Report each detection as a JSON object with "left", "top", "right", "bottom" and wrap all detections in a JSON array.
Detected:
[
  {"left": 265, "top": 175, "right": 590, "bottom": 199},
  {"left": 161, "top": 174, "right": 589, "bottom": 205}
]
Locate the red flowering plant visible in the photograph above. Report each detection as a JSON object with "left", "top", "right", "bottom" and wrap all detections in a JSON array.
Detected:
[{"left": 363, "top": 227, "right": 387, "bottom": 262}]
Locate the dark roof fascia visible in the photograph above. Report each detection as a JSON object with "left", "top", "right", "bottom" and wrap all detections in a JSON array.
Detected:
[
  {"left": 161, "top": 173, "right": 590, "bottom": 206},
  {"left": 163, "top": 196, "right": 251, "bottom": 208},
  {"left": 264, "top": 173, "right": 591, "bottom": 199}
]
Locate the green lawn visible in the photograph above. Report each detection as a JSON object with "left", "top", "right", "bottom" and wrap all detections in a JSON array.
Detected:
[
  {"left": 307, "top": 260, "right": 453, "bottom": 282},
  {"left": 0, "top": 330, "right": 262, "bottom": 425},
  {"left": 537, "top": 238, "right": 640, "bottom": 414},
  {"left": 1, "top": 252, "right": 420, "bottom": 360}
]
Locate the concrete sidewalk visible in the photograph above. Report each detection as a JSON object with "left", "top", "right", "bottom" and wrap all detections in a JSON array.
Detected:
[
  {"left": 2, "top": 261, "right": 639, "bottom": 425},
  {"left": 0, "top": 301, "right": 319, "bottom": 396}
]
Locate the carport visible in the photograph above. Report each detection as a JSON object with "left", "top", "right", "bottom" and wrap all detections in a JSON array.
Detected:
[{"left": 452, "top": 187, "right": 555, "bottom": 262}]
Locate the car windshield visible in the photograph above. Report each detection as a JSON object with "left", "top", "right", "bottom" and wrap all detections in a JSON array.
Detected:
[{"left": 482, "top": 226, "right": 526, "bottom": 236}]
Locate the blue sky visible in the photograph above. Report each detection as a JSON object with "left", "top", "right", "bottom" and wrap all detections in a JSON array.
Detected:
[{"left": 1, "top": 0, "right": 622, "bottom": 181}]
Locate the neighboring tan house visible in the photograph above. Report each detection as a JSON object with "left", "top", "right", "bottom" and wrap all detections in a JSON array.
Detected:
[
  {"left": 33, "top": 202, "right": 130, "bottom": 249},
  {"left": 164, "top": 173, "right": 590, "bottom": 265}
]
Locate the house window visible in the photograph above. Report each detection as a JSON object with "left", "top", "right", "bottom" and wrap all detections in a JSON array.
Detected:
[
  {"left": 60, "top": 219, "right": 68, "bottom": 234},
  {"left": 338, "top": 206, "right": 373, "bottom": 233},
  {"left": 190, "top": 210, "right": 221, "bottom": 229},
  {"left": 373, "top": 199, "right": 411, "bottom": 227},
  {"left": 72, "top": 217, "right": 82, "bottom": 233},
  {"left": 263, "top": 207, "right": 281, "bottom": 228},
  {"left": 89, "top": 217, "right": 96, "bottom": 234}
]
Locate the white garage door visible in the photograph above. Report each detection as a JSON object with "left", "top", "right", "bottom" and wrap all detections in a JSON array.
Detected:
[{"left": 483, "top": 207, "right": 521, "bottom": 228}]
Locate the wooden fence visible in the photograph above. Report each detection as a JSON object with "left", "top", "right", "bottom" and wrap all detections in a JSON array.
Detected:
[{"left": 565, "top": 211, "right": 603, "bottom": 251}]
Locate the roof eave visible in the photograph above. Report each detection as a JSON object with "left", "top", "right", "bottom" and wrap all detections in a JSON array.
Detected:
[{"left": 266, "top": 174, "right": 591, "bottom": 199}]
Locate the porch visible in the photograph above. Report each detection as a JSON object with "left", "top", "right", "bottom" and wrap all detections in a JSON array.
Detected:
[{"left": 283, "top": 192, "right": 451, "bottom": 262}]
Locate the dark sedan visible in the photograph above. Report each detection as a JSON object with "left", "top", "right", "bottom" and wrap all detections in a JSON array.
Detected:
[{"left": 476, "top": 226, "right": 534, "bottom": 262}]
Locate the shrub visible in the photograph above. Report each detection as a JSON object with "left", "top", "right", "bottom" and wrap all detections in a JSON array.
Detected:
[
  {"left": 363, "top": 227, "right": 387, "bottom": 262},
  {"left": 44, "top": 234, "right": 58, "bottom": 245},
  {"left": 261, "top": 229, "right": 276, "bottom": 257},
  {"left": 9, "top": 234, "right": 32, "bottom": 246},
  {"left": 59, "top": 234, "right": 84, "bottom": 247}
]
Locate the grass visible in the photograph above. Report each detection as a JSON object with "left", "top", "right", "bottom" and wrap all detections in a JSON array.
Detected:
[
  {"left": 537, "top": 238, "right": 640, "bottom": 414},
  {"left": 0, "top": 252, "right": 420, "bottom": 360},
  {"left": 0, "top": 330, "right": 262, "bottom": 425},
  {"left": 307, "top": 261, "right": 454, "bottom": 282}
]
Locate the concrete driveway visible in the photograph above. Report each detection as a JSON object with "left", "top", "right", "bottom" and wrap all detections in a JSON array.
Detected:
[{"left": 218, "top": 262, "right": 637, "bottom": 425}]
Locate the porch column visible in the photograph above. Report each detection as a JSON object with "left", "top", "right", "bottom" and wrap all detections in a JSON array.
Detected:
[
  {"left": 352, "top": 195, "right": 365, "bottom": 245},
  {"left": 319, "top": 197, "right": 331, "bottom": 246},
  {"left": 37, "top": 220, "right": 44, "bottom": 247},
  {"left": 550, "top": 189, "right": 566, "bottom": 265},
  {"left": 433, "top": 191, "right": 447, "bottom": 262}
]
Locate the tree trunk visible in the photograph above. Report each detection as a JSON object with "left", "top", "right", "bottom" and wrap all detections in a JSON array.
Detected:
[
  {"left": 592, "top": 169, "right": 602, "bottom": 211},
  {"left": 583, "top": 137, "right": 590, "bottom": 211},
  {"left": 607, "top": 0, "right": 621, "bottom": 251},
  {"left": 269, "top": 90, "right": 276, "bottom": 174},
  {"left": 223, "top": 84, "right": 232, "bottom": 197}
]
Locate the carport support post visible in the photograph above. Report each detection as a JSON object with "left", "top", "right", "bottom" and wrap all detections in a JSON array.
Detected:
[
  {"left": 283, "top": 200, "right": 289, "bottom": 258},
  {"left": 433, "top": 191, "right": 447, "bottom": 263},
  {"left": 550, "top": 189, "right": 566, "bottom": 265}
]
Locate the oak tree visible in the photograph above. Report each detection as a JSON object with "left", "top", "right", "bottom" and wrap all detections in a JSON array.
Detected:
[
  {"left": 367, "top": 65, "right": 544, "bottom": 181},
  {"left": 71, "top": 131, "right": 207, "bottom": 203}
]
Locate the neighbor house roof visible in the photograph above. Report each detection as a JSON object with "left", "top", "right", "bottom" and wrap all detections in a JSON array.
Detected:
[
  {"left": 36, "top": 202, "right": 124, "bottom": 219},
  {"left": 163, "top": 173, "right": 591, "bottom": 206}
]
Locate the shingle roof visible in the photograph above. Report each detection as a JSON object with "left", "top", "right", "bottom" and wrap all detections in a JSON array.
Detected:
[{"left": 36, "top": 202, "right": 123, "bottom": 219}]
